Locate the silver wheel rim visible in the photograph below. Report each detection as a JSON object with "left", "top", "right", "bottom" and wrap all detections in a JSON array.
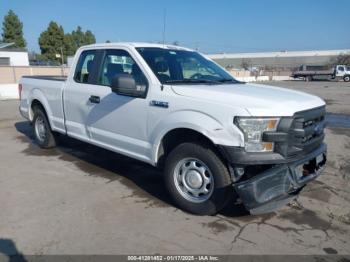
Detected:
[
  {"left": 173, "top": 158, "right": 214, "bottom": 203},
  {"left": 345, "top": 76, "right": 350, "bottom": 82},
  {"left": 35, "top": 115, "right": 46, "bottom": 142}
]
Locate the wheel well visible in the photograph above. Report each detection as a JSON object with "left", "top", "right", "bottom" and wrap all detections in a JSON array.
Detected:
[
  {"left": 156, "top": 128, "right": 224, "bottom": 168},
  {"left": 30, "top": 99, "right": 46, "bottom": 120}
]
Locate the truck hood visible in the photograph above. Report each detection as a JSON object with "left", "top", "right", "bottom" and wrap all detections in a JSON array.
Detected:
[{"left": 170, "top": 83, "right": 325, "bottom": 116}]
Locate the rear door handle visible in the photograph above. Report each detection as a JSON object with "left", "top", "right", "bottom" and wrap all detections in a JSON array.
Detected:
[{"left": 89, "top": 95, "right": 100, "bottom": 104}]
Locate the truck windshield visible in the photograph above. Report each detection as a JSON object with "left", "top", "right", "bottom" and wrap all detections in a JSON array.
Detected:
[{"left": 136, "top": 47, "right": 238, "bottom": 85}]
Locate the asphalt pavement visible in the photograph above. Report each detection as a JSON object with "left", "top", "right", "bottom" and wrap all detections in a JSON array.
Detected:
[{"left": 0, "top": 81, "right": 349, "bottom": 255}]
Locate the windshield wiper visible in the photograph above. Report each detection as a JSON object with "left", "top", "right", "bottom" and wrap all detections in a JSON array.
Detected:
[
  {"left": 164, "top": 79, "right": 221, "bottom": 84},
  {"left": 218, "top": 78, "right": 239, "bottom": 83}
]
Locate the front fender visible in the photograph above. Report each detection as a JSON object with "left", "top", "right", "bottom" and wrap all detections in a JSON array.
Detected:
[{"left": 150, "top": 110, "right": 244, "bottom": 164}]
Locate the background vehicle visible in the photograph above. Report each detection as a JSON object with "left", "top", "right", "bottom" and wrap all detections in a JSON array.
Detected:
[
  {"left": 292, "top": 64, "right": 350, "bottom": 82},
  {"left": 19, "top": 43, "right": 327, "bottom": 216},
  {"left": 29, "top": 60, "right": 60, "bottom": 66}
]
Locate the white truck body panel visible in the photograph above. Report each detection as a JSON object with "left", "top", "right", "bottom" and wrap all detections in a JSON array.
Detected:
[
  {"left": 19, "top": 77, "right": 66, "bottom": 133},
  {"left": 19, "top": 43, "right": 325, "bottom": 166},
  {"left": 335, "top": 65, "right": 350, "bottom": 77},
  {"left": 171, "top": 83, "right": 325, "bottom": 116}
]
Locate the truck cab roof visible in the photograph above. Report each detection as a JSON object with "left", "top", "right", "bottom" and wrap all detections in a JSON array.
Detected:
[{"left": 82, "top": 42, "right": 193, "bottom": 52}]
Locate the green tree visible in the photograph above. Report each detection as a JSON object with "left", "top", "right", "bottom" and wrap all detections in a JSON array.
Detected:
[
  {"left": 38, "top": 21, "right": 65, "bottom": 62},
  {"left": 71, "top": 26, "right": 85, "bottom": 48},
  {"left": 331, "top": 53, "right": 350, "bottom": 66},
  {"left": 84, "top": 30, "right": 96, "bottom": 45},
  {"left": 1, "top": 9, "right": 26, "bottom": 48},
  {"left": 60, "top": 26, "right": 96, "bottom": 56},
  {"left": 71, "top": 26, "right": 96, "bottom": 49},
  {"left": 63, "top": 33, "right": 76, "bottom": 56},
  {"left": 38, "top": 22, "right": 96, "bottom": 63}
]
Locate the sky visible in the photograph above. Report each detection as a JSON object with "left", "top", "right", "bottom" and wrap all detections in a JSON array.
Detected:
[{"left": 0, "top": 0, "right": 349, "bottom": 54}]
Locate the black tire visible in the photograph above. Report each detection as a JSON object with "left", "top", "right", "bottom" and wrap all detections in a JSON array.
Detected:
[
  {"left": 164, "top": 142, "right": 233, "bottom": 215},
  {"left": 305, "top": 76, "right": 313, "bottom": 82},
  {"left": 32, "top": 106, "right": 57, "bottom": 148},
  {"left": 344, "top": 75, "right": 350, "bottom": 82}
]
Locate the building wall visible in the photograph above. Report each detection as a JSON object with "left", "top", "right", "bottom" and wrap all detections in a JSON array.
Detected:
[
  {"left": 212, "top": 55, "right": 337, "bottom": 69},
  {"left": 0, "top": 51, "right": 29, "bottom": 66},
  {"left": 208, "top": 49, "right": 350, "bottom": 69},
  {"left": 0, "top": 66, "right": 69, "bottom": 84}
]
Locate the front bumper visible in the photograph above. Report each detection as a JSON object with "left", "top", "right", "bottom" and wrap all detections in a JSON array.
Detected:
[{"left": 224, "top": 144, "right": 327, "bottom": 214}]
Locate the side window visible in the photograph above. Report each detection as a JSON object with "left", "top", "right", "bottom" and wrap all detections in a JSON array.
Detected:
[
  {"left": 74, "top": 50, "right": 96, "bottom": 83},
  {"left": 338, "top": 66, "right": 344, "bottom": 71},
  {"left": 98, "top": 49, "right": 147, "bottom": 87}
]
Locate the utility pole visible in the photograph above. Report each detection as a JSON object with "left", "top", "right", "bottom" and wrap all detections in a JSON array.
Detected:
[{"left": 60, "top": 47, "right": 64, "bottom": 76}]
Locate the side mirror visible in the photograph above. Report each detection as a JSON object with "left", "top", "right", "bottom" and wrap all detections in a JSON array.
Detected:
[{"left": 111, "top": 74, "right": 146, "bottom": 98}]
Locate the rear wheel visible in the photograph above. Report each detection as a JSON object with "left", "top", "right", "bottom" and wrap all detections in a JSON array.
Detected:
[
  {"left": 32, "top": 106, "right": 57, "bottom": 148},
  {"left": 344, "top": 75, "right": 350, "bottom": 82},
  {"left": 305, "top": 76, "right": 313, "bottom": 82},
  {"left": 164, "top": 142, "right": 233, "bottom": 215}
]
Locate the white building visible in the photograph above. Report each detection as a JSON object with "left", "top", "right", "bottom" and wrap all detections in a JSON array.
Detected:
[
  {"left": 0, "top": 43, "right": 29, "bottom": 66},
  {"left": 208, "top": 49, "right": 350, "bottom": 69}
]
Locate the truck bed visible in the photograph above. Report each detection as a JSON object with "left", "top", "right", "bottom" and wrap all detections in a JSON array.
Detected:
[
  {"left": 20, "top": 75, "right": 67, "bottom": 134},
  {"left": 292, "top": 69, "right": 334, "bottom": 78}
]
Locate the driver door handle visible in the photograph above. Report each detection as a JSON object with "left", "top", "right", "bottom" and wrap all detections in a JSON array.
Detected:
[{"left": 89, "top": 95, "right": 100, "bottom": 104}]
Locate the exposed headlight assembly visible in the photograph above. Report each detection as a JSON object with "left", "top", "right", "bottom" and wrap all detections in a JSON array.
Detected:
[{"left": 235, "top": 117, "right": 280, "bottom": 152}]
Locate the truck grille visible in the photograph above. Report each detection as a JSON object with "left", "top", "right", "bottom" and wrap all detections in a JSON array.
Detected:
[{"left": 274, "top": 106, "right": 326, "bottom": 157}]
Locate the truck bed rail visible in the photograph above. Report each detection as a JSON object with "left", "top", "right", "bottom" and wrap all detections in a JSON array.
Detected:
[{"left": 22, "top": 75, "right": 67, "bottom": 82}]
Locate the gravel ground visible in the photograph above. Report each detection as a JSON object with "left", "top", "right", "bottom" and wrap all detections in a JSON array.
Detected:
[{"left": 0, "top": 81, "right": 349, "bottom": 256}]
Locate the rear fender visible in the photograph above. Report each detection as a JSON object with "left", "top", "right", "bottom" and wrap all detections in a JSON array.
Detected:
[{"left": 28, "top": 88, "right": 55, "bottom": 129}]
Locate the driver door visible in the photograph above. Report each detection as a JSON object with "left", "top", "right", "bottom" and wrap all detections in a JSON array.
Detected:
[
  {"left": 86, "top": 49, "right": 151, "bottom": 162},
  {"left": 337, "top": 66, "right": 345, "bottom": 77}
]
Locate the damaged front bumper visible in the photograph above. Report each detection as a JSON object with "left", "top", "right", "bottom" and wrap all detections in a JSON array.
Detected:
[{"left": 221, "top": 144, "right": 327, "bottom": 215}]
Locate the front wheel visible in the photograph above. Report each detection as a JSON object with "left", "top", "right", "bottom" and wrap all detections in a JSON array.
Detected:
[
  {"left": 344, "top": 75, "right": 350, "bottom": 82},
  {"left": 164, "top": 142, "right": 233, "bottom": 215}
]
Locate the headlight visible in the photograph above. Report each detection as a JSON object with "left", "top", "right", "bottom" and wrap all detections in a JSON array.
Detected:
[{"left": 235, "top": 117, "right": 280, "bottom": 152}]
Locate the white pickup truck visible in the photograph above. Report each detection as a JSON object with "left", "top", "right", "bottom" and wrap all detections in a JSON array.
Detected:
[{"left": 19, "top": 43, "right": 327, "bottom": 215}]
